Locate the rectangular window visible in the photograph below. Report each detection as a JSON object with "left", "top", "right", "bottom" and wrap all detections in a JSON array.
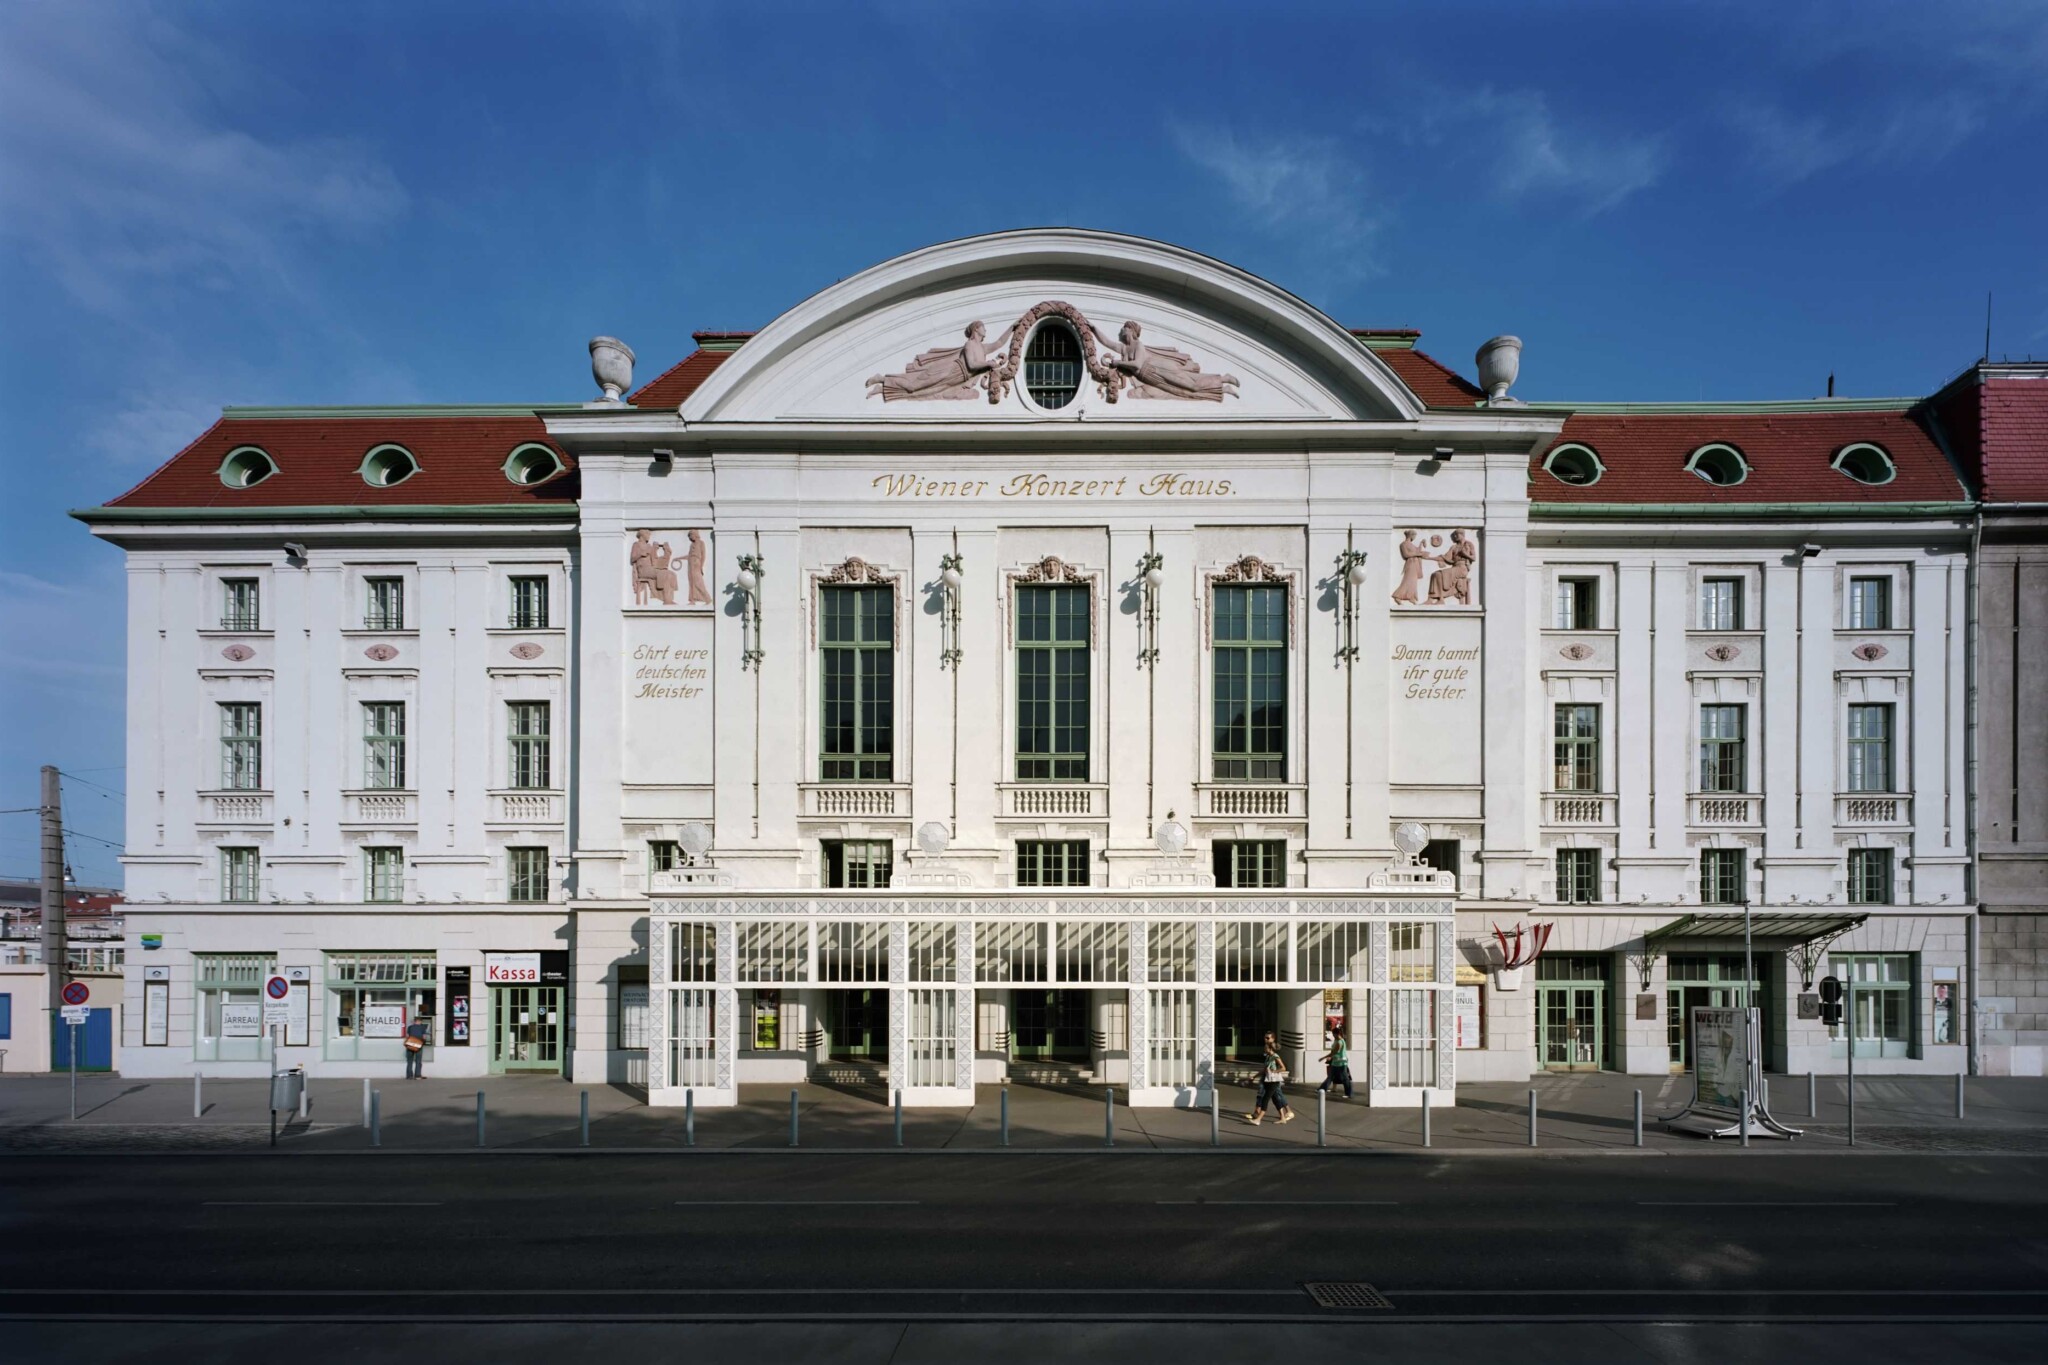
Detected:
[
  {"left": 364, "top": 846, "right": 404, "bottom": 903},
  {"left": 219, "top": 702, "right": 262, "bottom": 790},
  {"left": 1015, "top": 585, "right": 1090, "bottom": 780},
  {"left": 648, "top": 840, "right": 680, "bottom": 874},
  {"left": 1390, "top": 921, "right": 1435, "bottom": 983},
  {"left": 1555, "top": 577, "right": 1598, "bottom": 630},
  {"left": 1212, "top": 584, "right": 1288, "bottom": 780},
  {"left": 509, "top": 575, "right": 549, "bottom": 630},
  {"left": 1699, "top": 577, "right": 1743, "bottom": 631},
  {"left": 507, "top": 846, "right": 550, "bottom": 903},
  {"left": 0, "top": 993, "right": 11, "bottom": 1039},
  {"left": 364, "top": 576, "right": 405, "bottom": 630},
  {"left": 1555, "top": 848, "right": 1600, "bottom": 904},
  {"left": 326, "top": 951, "right": 437, "bottom": 1063},
  {"left": 1553, "top": 704, "right": 1600, "bottom": 792},
  {"left": 1829, "top": 952, "right": 1913, "bottom": 1059},
  {"left": 1847, "top": 704, "right": 1893, "bottom": 792},
  {"left": 221, "top": 578, "right": 260, "bottom": 630},
  {"left": 823, "top": 839, "right": 892, "bottom": 889},
  {"left": 1847, "top": 576, "right": 1891, "bottom": 630},
  {"left": 1213, "top": 839, "right": 1288, "bottom": 889},
  {"left": 1847, "top": 847, "right": 1893, "bottom": 905},
  {"left": 221, "top": 846, "right": 259, "bottom": 902},
  {"left": 1699, "top": 848, "right": 1745, "bottom": 905},
  {"left": 194, "top": 952, "right": 277, "bottom": 1062},
  {"left": 820, "top": 584, "right": 895, "bottom": 781},
  {"left": 363, "top": 702, "right": 406, "bottom": 789},
  {"left": 507, "top": 701, "right": 551, "bottom": 789},
  {"left": 1421, "top": 838, "right": 1461, "bottom": 891},
  {"left": 1698, "top": 704, "right": 1747, "bottom": 793},
  {"left": 1016, "top": 839, "right": 1090, "bottom": 888}
]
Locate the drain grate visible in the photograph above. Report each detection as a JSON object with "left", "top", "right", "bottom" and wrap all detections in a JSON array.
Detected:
[{"left": 1303, "top": 1281, "right": 1394, "bottom": 1311}]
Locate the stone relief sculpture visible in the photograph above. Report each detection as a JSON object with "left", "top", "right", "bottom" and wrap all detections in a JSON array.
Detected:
[
  {"left": 631, "top": 529, "right": 711, "bottom": 607},
  {"left": 1391, "top": 529, "right": 1478, "bottom": 607},
  {"left": 865, "top": 320, "right": 1015, "bottom": 402},
  {"left": 866, "top": 303, "right": 1238, "bottom": 405}
]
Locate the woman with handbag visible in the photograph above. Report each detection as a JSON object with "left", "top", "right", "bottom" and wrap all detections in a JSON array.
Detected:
[{"left": 1246, "top": 1031, "right": 1294, "bottom": 1126}]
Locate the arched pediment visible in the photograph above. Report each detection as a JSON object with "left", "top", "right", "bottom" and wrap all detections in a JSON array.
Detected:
[{"left": 679, "top": 229, "right": 1425, "bottom": 424}]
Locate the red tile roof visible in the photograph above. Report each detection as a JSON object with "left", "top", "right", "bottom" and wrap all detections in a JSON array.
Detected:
[
  {"left": 1378, "top": 348, "right": 1484, "bottom": 407},
  {"left": 628, "top": 333, "right": 749, "bottom": 409},
  {"left": 1531, "top": 408, "right": 1965, "bottom": 505},
  {"left": 1978, "top": 377, "right": 2048, "bottom": 502},
  {"left": 102, "top": 415, "right": 576, "bottom": 510}
]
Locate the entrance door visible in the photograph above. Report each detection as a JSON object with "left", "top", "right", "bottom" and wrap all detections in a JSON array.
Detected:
[
  {"left": 490, "top": 986, "right": 563, "bottom": 1073},
  {"left": 1537, "top": 985, "right": 1604, "bottom": 1070},
  {"left": 828, "top": 990, "right": 887, "bottom": 1060},
  {"left": 1011, "top": 989, "right": 1088, "bottom": 1060},
  {"left": 1666, "top": 954, "right": 1768, "bottom": 1072},
  {"left": 1214, "top": 990, "right": 1273, "bottom": 1063}
]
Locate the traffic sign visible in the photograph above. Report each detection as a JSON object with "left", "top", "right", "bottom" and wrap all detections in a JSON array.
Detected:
[
  {"left": 60, "top": 1005, "right": 90, "bottom": 1025},
  {"left": 265, "top": 975, "right": 290, "bottom": 1001},
  {"left": 60, "top": 981, "right": 90, "bottom": 1006}
]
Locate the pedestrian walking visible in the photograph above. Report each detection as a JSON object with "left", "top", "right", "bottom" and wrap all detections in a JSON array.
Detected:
[
  {"left": 403, "top": 1010, "right": 431, "bottom": 1080},
  {"left": 1318, "top": 1030, "right": 1354, "bottom": 1100},
  {"left": 1246, "top": 1031, "right": 1294, "bottom": 1126}
]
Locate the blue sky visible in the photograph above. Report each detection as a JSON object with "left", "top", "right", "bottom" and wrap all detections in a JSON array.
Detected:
[{"left": 2, "top": 0, "right": 2043, "bottom": 886}]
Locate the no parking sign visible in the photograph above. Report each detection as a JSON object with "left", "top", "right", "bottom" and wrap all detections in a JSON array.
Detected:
[{"left": 263, "top": 974, "right": 292, "bottom": 1028}]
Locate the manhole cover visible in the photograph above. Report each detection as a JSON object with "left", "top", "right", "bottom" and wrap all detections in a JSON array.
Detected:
[{"left": 1303, "top": 1282, "right": 1393, "bottom": 1311}]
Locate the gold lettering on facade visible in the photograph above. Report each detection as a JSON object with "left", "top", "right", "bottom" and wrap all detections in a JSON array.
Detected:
[
  {"left": 631, "top": 642, "right": 709, "bottom": 700},
  {"left": 1392, "top": 641, "right": 1475, "bottom": 701},
  {"left": 870, "top": 471, "right": 1234, "bottom": 500}
]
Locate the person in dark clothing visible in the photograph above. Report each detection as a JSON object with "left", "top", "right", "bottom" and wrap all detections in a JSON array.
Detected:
[
  {"left": 403, "top": 1012, "right": 431, "bottom": 1079},
  {"left": 1246, "top": 1031, "right": 1294, "bottom": 1126}
]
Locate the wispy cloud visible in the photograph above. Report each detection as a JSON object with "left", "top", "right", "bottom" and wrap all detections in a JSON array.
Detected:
[
  {"left": 1169, "top": 123, "right": 1383, "bottom": 272},
  {"left": 1724, "top": 94, "right": 1986, "bottom": 185},
  {"left": 0, "top": 8, "right": 408, "bottom": 316}
]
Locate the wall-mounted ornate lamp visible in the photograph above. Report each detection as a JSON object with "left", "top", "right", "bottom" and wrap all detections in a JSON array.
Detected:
[
  {"left": 735, "top": 552, "right": 765, "bottom": 670},
  {"left": 1335, "top": 532, "right": 1369, "bottom": 664},
  {"left": 938, "top": 549, "right": 964, "bottom": 669},
  {"left": 1137, "top": 541, "right": 1164, "bottom": 668}
]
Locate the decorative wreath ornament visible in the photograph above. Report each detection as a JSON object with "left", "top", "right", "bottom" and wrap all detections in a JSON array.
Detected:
[{"left": 987, "top": 300, "right": 1123, "bottom": 405}]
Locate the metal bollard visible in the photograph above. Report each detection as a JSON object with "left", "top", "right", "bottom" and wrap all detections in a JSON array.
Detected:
[
  {"left": 1741, "top": 1087, "right": 1751, "bottom": 1148},
  {"left": 370, "top": 1089, "right": 381, "bottom": 1147},
  {"left": 1809, "top": 1070, "right": 1817, "bottom": 1117},
  {"left": 195, "top": 1073, "right": 204, "bottom": 1120},
  {"left": 1847, "top": 1071, "right": 1856, "bottom": 1147},
  {"left": 299, "top": 1076, "right": 310, "bottom": 1121},
  {"left": 1104, "top": 1087, "right": 1114, "bottom": 1148},
  {"left": 580, "top": 1090, "right": 590, "bottom": 1148},
  {"left": 894, "top": 1090, "right": 903, "bottom": 1148},
  {"left": 791, "top": 1089, "right": 801, "bottom": 1148},
  {"left": 363, "top": 1077, "right": 371, "bottom": 1127},
  {"left": 1210, "top": 1085, "right": 1220, "bottom": 1147},
  {"left": 1318, "top": 1090, "right": 1327, "bottom": 1148},
  {"left": 1528, "top": 1089, "right": 1538, "bottom": 1147},
  {"left": 476, "top": 1091, "right": 486, "bottom": 1148},
  {"left": 1000, "top": 1088, "right": 1009, "bottom": 1148},
  {"left": 685, "top": 1088, "right": 695, "bottom": 1147},
  {"left": 1422, "top": 1088, "right": 1431, "bottom": 1148},
  {"left": 1634, "top": 1089, "right": 1643, "bottom": 1148},
  {"left": 1956, "top": 1072, "right": 1966, "bottom": 1120}
]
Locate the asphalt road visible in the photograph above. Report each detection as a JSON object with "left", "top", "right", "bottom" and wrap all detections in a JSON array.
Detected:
[{"left": 6, "top": 1152, "right": 2047, "bottom": 1362}]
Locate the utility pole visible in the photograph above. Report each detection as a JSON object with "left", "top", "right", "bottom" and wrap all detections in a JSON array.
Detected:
[{"left": 40, "top": 765, "right": 67, "bottom": 994}]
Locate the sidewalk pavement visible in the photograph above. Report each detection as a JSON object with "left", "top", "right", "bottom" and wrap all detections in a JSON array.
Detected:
[{"left": 5, "top": 1069, "right": 2046, "bottom": 1154}]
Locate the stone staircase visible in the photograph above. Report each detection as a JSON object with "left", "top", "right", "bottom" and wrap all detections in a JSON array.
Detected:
[
  {"left": 1006, "top": 1058, "right": 1097, "bottom": 1088},
  {"left": 808, "top": 1058, "right": 890, "bottom": 1096}
]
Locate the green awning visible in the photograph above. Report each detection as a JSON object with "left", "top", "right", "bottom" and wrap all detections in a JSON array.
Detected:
[{"left": 1644, "top": 911, "right": 1868, "bottom": 946}]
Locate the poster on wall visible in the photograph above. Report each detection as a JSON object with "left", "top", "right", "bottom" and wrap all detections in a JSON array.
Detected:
[
  {"left": 445, "top": 967, "right": 471, "bottom": 1046},
  {"left": 1691, "top": 1006, "right": 1747, "bottom": 1114},
  {"left": 220, "top": 1003, "right": 263, "bottom": 1038},
  {"left": 144, "top": 980, "right": 169, "bottom": 1046},
  {"left": 1453, "top": 985, "right": 1482, "bottom": 1049},
  {"left": 360, "top": 1003, "right": 407, "bottom": 1039}
]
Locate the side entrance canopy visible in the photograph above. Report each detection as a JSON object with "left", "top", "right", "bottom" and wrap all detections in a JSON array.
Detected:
[{"left": 1643, "top": 910, "right": 1869, "bottom": 989}]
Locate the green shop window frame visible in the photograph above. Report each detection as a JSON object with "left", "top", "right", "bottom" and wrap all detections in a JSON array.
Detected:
[
  {"left": 194, "top": 952, "right": 278, "bottom": 1063},
  {"left": 1212, "top": 584, "right": 1287, "bottom": 781},
  {"left": 1829, "top": 952, "right": 1916, "bottom": 1059},
  {"left": 325, "top": 951, "right": 438, "bottom": 1062}
]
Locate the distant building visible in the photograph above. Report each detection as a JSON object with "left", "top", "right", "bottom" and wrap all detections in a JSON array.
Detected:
[
  {"left": 72, "top": 229, "right": 2027, "bottom": 1097},
  {"left": 0, "top": 879, "right": 124, "bottom": 970}
]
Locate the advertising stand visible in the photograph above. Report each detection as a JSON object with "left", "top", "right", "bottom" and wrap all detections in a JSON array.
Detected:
[{"left": 1663, "top": 1006, "right": 1801, "bottom": 1139}]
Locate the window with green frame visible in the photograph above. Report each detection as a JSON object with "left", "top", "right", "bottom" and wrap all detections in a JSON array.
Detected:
[
  {"left": 1847, "top": 846, "right": 1893, "bottom": 904},
  {"left": 824, "top": 839, "right": 892, "bottom": 888},
  {"left": 1555, "top": 848, "right": 1600, "bottom": 904},
  {"left": 1699, "top": 847, "right": 1745, "bottom": 905},
  {"left": 648, "top": 840, "right": 681, "bottom": 874},
  {"left": 1698, "top": 704, "right": 1746, "bottom": 792},
  {"left": 1212, "top": 584, "right": 1287, "bottom": 780},
  {"left": 221, "top": 846, "right": 259, "bottom": 902},
  {"left": 325, "top": 951, "right": 437, "bottom": 1062},
  {"left": 363, "top": 701, "right": 405, "bottom": 789},
  {"left": 364, "top": 576, "right": 405, "bottom": 630},
  {"left": 1846, "top": 704, "right": 1893, "bottom": 792},
  {"left": 507, "top": 845, "right": 550, "bottom": 902},
  {"left": 1213, "top": 839, "right": 1287, "bottom": 889},
  {"left": 820, "top": 585, "right": 894, "bottom": 780},
  {"left": 507, "top": 701, "right": 550, "bottom": 788},
  {"left": 508, "top": 575, "right": 549, "bottom": 629},
  {"left": 194, "top": 952, "right": 277, "bottom": 1062},
  {"left": 219, "top": 702, "right": 262, "bottom": 790},
  {"left": 364, "top": 846, "right": 404, "bottom": 902},
  {"left": 1847, "top": 576, "right": 1890, "bottom": 630},
  {"left": 1016, "top": 839, "right": 1090, "bottom": 887},
  {"left": 1828, "top": 952, "right": 1914, "bottom": 1059},
  {"left": 1553, "top": 704, "right": 1600, "bottom": 792},
  {"left": 221, "top": 577, "right": 260, "bottom": 630},
  {"left": 1015, "top": 585, "right": 1089, "bottom": 780}
]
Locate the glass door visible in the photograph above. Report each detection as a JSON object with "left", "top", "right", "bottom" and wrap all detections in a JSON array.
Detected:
[
  {"left": 1665, "top": 953, "right": 1767, "bottom": 1072},
  {"left": 1214, "top": 989, "right": 1274, "bottom": 1063},
  {"left": 490, "top": 986, "right": 563, "bottom": 1073},
  {"left": 828, "top": 989, "right": 887, "bottom": 1060},
  {"left": 1537, "top": 985, "right": 1605, "bottom": 1070},
  {"left": 1012, "top": 990, "right": 1089, "bottom": 1059}
]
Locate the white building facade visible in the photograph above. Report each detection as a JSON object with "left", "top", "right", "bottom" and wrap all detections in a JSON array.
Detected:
[{"left": 80, "top": 230, "right": 1979, "bottom": 1096}]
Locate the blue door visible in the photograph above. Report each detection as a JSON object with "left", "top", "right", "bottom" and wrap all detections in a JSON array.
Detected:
[{"left": 52, "top": 1008, "right": 114, "bottom": 1072}]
